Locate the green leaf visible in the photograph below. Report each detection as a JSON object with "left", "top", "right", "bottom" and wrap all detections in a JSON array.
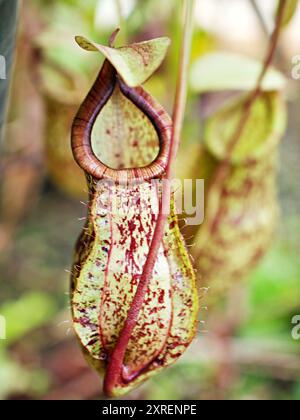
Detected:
[
  {"left": 75, "top": 36, "right": 170, "bottom": 87},
  {"left": 278, "top": 0, "right": 298, "bottom": 27},
  {"left": 190, "top": 53, "right": 286, "bottom": 93},
  {"left": 0, "top": 348, "right": 49, "bottom": 399},
  {"left": 0, "top": 293, "right": 57, "bottom": 345},
  {"left": 204, "top": 92, "right": 287, "bottom": 164}
]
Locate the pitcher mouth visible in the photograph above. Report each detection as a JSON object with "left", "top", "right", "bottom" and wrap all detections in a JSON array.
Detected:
[{"left": 71, "top": 60, "right": 172, "bottom": 184}]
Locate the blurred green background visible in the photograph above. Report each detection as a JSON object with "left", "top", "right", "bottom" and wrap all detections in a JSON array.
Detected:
[{"left": 0, "top": 0, "right": 299, "bottom": 400}]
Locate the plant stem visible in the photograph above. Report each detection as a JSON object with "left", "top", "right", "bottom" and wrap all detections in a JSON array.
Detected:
[
  {"left": 115, "top": 0, "right": 124, "bottom": 25},
  {"left": 168, "top": 0, "right": 195, "bottom": 175},
  {"left": 103, "top": 0, "right": 195, "bottom": 396},
  {"left": 249, "top": 0, "right": 270, "bottom": 36},
  {"left": 115, "top": 0, "right": 127, "bottom": 45}
]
